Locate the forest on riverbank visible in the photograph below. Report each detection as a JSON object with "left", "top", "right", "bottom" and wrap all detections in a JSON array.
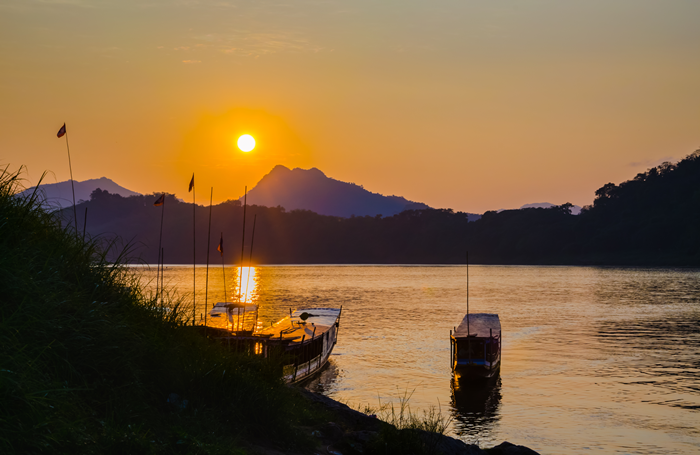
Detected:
[{"left": 66, "top": 150, "right": 700, "bottom": 266}]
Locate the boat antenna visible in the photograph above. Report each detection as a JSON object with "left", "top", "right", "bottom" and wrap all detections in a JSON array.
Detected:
[{"left": 467, "top": 250, "right": 470, "bottom": 336}]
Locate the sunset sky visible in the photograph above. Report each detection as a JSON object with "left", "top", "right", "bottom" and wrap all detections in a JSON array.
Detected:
[{"left": 1, "top": 0, "right": 698, "bottom": 213}]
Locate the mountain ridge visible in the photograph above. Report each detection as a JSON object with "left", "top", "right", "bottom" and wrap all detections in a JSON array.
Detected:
[
  {"left": 20, "top": 177, "right": 140, "bottom": 209},
  {"left": 242, "top": 165, "right": 436, "bottom": 218}
]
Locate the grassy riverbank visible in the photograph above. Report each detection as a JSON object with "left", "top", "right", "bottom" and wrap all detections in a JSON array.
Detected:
[
  {"left": 1, "top": 168, "right": 539, "bottom": 455},
  {"left": 0, "top": 169, "right": 326, "bottom": 454},
  {"left": 1, "top": 169, "right": 468, "bottom": 455}
]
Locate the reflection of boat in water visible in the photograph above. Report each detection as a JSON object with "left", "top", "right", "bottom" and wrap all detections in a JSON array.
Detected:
[
  {"left": 206, "top": 306, "right": 342, "bottom": 384},
  {"left": 450, "top": 376, "right": 502, "bottom": 439},
  {"left": 450, "top": 313, "right": 501, "bottom": 380}
]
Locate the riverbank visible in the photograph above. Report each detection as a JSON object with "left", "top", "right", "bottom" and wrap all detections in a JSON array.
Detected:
[
  {"left": 0, "top": 171, "right": 539, "bottom": 455},
  {"left": 292, "top": 389, "right": 539, "bottom": 455}
]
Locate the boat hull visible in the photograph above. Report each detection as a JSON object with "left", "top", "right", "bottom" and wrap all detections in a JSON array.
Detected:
[{"left": 454, "top": 362, "right": 501, "bottom": 382}]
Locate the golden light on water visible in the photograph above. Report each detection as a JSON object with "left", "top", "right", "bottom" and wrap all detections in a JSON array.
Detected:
[
  {"left": 237, "top": 134, "right": 256, "bottom": 152},
  {"left": 238, "top": 266, "right": 258, "bottom": 303}
]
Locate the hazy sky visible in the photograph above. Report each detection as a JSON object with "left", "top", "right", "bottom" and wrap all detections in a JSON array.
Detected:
[{"left": 1, "top": 0, "right": 698, "bottom": 213}]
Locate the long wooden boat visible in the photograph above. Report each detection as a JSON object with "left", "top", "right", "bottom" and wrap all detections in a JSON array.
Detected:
[
  {"left": 205, "top": 306, "right": 342, "bottom": 384},
  {"left": 450, "top": 313, "right": 501, "bottom": 380}
]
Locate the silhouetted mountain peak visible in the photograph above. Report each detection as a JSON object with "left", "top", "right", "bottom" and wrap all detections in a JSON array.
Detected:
[
  {"left": 244, "top": 165, "right": 431, "bottom": 217},
  {"left": 20, "top": 177, "right": 141, "bottom": 209}
]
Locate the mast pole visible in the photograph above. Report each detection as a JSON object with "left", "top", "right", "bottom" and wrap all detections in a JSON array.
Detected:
[
  {"left": 63, "top": 127, "right": 78, "bottom": 235},
  {"left": 467, "top": 251, "right": 470, "bottom": 336},
  {"left": 247, "top": 214, "right": 257, "bottom": 332},
  {"left": 245, "top": 214, "right": 257, "bottom": 304},
  {"left": 220, "top": 232, "right": 228, "bottom": 330},
  {"left": 82, "top": 206, "right": 88, "bottom": 242},
  {"left": 237, "top": 187, "right": 247, "bottom": 331},
  {"left": 192, "top": 174, "right": 196, "bottom": 326},
  {"left": 204, "top": 187, "right": 213, "bottom": 333},
  {"left": 161, "top": 247, "right": 165, "bottom": 308},
  {"left": 156, "top": 195, "right": 165, "bottom": 303}
]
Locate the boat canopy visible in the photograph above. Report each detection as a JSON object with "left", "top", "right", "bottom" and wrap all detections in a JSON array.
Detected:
[
  {"left": 454, "top": 313, "right": 500, "bottom": 338},
  {"left": 209, "top": 302, "right": 258, "bottom": 316}
]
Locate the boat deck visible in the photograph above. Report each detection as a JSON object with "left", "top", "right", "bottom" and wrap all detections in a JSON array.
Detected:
[{"left": 258, "top": 308, "right": 341, "bottom": 344}]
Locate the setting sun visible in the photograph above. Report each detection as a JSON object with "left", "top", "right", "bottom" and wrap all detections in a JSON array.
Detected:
[{"left": 237, "top": 134, "right": 256, "bottom": 152}]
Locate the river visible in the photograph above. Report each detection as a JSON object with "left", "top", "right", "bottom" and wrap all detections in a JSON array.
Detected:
[{"left": 136, "top": 265, "right": 700, "bottom": 454}]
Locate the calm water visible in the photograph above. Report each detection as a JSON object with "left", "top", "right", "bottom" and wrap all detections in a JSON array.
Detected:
[{"left": 136, "top": 265, "right": 700, "bottom": 454}]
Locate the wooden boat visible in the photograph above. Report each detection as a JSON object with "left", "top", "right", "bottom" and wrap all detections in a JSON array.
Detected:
[
  {"left": 450, "top": 313, "right": 501, "bottom": 380},
  {"left": 206, "top": 306, "right": 342, "bottom": 384},
  {"left": 258, "top": 307, "right": 342, "bottom": 383}
]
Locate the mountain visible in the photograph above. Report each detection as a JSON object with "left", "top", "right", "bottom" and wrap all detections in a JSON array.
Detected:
[
  {"left": 20, "top": 177, "right": 141, "bottom": 209},
  {"left": 519, "top": 202, "right": 582, "bottom": 215},
  {"left": 60, "top": 150, "right": 699, "bottom": 265},
  {"left": 243, "top": 165, "right": 433, "bottom": 218}
]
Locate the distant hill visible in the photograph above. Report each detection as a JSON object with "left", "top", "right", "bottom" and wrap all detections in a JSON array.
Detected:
[
  {"left": 62, "top": 150, "right": 699, "bottom": 265},
  {"left": 243, "top": 165, "right": 437, "bottom": 218},
  {"left": 20, "top": 177, "right": 140, "bottom": 209},
  {"left": 520, "top": 202, "right": 582, "bottom": 215}
]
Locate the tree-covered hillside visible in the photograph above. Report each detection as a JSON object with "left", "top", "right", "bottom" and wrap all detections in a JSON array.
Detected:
[{"left": 67, "top": 150, "right": 700, "bottom": 266}]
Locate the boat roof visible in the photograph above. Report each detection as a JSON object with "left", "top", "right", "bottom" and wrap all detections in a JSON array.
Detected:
[
  {"left": 454, "top": 313, "right": 501, "bottom": 338},
  {"left": 209, "top": 302, "right": 258, "bottom": 315},
  {"left": 257, "top": 308, "right": 341, "bottom": 343}
]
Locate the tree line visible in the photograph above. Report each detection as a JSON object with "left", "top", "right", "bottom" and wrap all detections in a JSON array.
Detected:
[{"left": 65, "top": 150, "right": 700, "bottom": 265}]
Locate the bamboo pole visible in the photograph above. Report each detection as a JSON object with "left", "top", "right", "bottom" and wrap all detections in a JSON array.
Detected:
[
  {"left": 204, "top": 188, "right": 213, "bottom": 333},
  {"left": 191, "top": 174, "right": 196, "bottom": 326},
  {"left": 237, "top": 187, "right": 247, "bottom": 330},
  {"left": 62, "top": 125, "right": 78, "bottom": 234}
]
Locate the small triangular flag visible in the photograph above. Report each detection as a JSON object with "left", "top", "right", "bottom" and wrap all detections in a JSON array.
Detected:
[
  {"left": 153, "top": 194, "right": 165, "bottom": 206},
  {"left": 57, "top": 123, "right": 66, "bottom": 138},
  {"left": 189, "top": 174, "right": 194, "bottom": 192},
  {"left": 217, "top": 233, "right": 224, "bottom": 256}
]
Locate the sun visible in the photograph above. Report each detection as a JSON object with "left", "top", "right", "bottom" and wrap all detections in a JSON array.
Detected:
[{"left": 237, "top": 134, "right": 256, "bottom": 152}]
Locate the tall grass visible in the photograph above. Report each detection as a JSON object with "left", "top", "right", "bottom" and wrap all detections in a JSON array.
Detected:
[
  {"left": 363, "top": 389, "right": 453, "bottom": 455},
  {"left": 0, "top": 167, "right": 314, "bottom": 454}
]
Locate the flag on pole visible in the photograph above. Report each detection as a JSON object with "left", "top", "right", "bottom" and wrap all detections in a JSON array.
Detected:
[
  {"left": 57, "top": 123, "right": 66, "bottom": 138},
  {"left": 189, "top": 174, "right": 195, "bottom": 192},
  {"left": 154, "top": 194, "right": 165, "bottom": 206},
  {"left": 218, "top": 234, "right": 224, "bottom": 257}
]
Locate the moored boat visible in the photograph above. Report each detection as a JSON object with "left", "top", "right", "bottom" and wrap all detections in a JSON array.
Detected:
[
  {"left": 206, "top": 306, "right": 342, "bottom": 383},
  {"left": 450, "top": 313, "right": 501, "bottom": 380},
  {"left": 258, "top": 307, "right": 342, "bottom": 383}
]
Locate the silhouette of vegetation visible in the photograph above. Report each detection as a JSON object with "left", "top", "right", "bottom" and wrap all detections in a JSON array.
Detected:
[{"left": 72, "top": 150, "right": 700, "bottom": 266}]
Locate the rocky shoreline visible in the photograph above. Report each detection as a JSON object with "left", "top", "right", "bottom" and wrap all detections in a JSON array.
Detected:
[{"left": 263, "top": 389, "right": 541, "bottom": 455}]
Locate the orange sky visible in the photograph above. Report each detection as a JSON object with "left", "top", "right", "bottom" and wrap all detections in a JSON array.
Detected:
[{"left": 1, "top": 0, "right": 698, "bottom": 213}]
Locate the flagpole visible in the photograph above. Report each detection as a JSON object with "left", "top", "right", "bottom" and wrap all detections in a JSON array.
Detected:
[
  {"left": 192, "top": 174, "right": 196, "bottom": 327},
  {"left": 161, "top": 247, "right": 165, "bottom": 308},
  {"left": 64, "top": 127, "right": 78, "bottom": 234},
  {"left": 157, "top": 194, "right": 165, "bottom": 303},
  {"left": 204, "top": 187, "right": 213, "bottom": 334},
  {"left": 82, "top": 206, "right": 88, "bottom": 242},
  {"left": 237, "top": 186, "right": 247, "bottom": 331}
]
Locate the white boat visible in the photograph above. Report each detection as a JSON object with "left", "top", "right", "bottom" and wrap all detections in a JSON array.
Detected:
[
  {"left": 451, "top": 313, "right": 501, "bottom": 380},
  {"left": 257, "top": 308, "right": 342, "bottom": 383},
  {"left": 205, "top": 306, "right": 342, "bottom": 384}
]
